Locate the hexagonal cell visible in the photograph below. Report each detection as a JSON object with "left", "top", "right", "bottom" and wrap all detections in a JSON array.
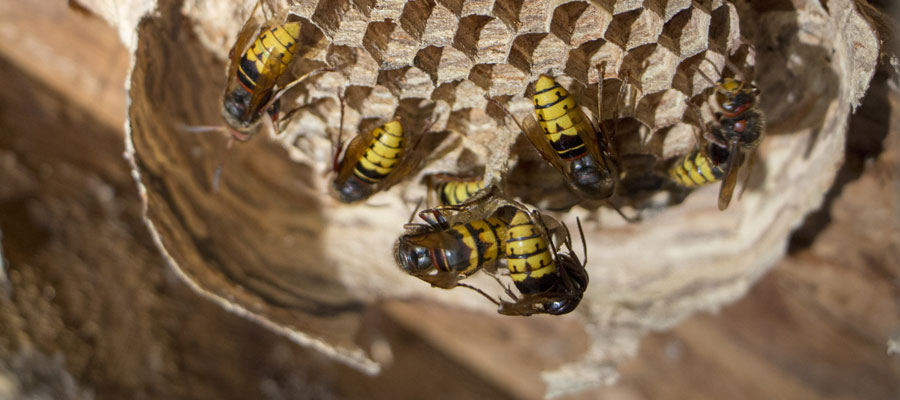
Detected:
[
  {"left": 596, "top": 0, "right": 642, "bottom": 15},
  {"left": 709, "top": 2, "right": 740, "bottom": 55},
  {"left": 313, "top": 0, "right": 369, "bottom": 47},
  {"left": 377, "top": 67, "right": 435, "bottom": 99},
  {"left": 491, "top": 0, "right": 524, "bottom": 30},
  {"left": 355, "top": 84, "right": 399, "bottom": 118},
  {"left": 658, "top": 5, "right": 712, "bottom": 58},
  {"left": 467, "top": 63, "right": 526, "bottom": 96},
  {"left": 420, "top": 2, "right": 458, "bottom": 47},
  {"left": 399, "top": 0, "right": 436, "bottom": 41},
  {"left": 450, "top": 79, "right": 488, "bottom": 111},
  {"left": 633, "top": 45, "right": 680, "bottom": 95},
  {"left": 362, "top": 20, "right": 419, "bottom": 69},
  {"left": 563, "top": 38, "right": 606, "bottom": 85},
  {"left": 550, "top": 1, "right": 612, "bottom": 47},
  {"left": 517, "top": 0, "right": 554, "bottom": 34},
  {"left": 365, "top": 0, "right": 407, "bottom": 21},
  {"left": 328, "top": 45, "right": 378, "bottom": 87},
  {"left": 452, "top": 15, "right": 516, "bottom": 64},
  {"left": 649, "top": 0, "right": 692, "bottom": 21}
]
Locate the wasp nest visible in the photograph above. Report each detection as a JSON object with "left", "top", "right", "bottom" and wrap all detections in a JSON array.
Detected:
[{"left": 89, "top": 0, "right": 883, "bottom": 395}]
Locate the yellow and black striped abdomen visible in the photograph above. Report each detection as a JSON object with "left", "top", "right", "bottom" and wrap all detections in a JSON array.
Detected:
[
  {"left": 505, "top": 211, "right": 557, "bottom": 295},
  {"left": 668, "top": 149, "right": 724, "bottom": 188},
  {"left": 437, "top": 180, "right": 485, "bottom": 206},
  {"left": 436, "top": 217, "right": 508, "bottom": 275},
  {"left": 237, "top": 22, "right": 302, "bottom": 91},
  {"left": 353, "top": 121, "right": 404, "bottom": 184},
  {"left": 533, "top": 75, "right": 589, "bottom": 161}
]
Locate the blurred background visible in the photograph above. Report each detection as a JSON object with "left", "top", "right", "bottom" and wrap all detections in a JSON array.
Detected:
[{"left": 0, "top": 0, "right": 898, "bottom": 399}]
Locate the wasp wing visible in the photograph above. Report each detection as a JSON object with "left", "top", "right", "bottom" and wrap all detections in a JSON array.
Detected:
[
  {"left": 226, "top": 2, "right": 262, "bottom": 86},
  {"left": 521, "top": 114, "right": 571, "bottom": 179},
  {"left": 579, "top": 106, "right": 617, "bottom": 173},
  {"left": 333, "top": 126, "right": 377, "bottom": 185},
  {"left": 373, "top": 128, "right": 428, "bottom": 192},
  {"left": 402, "top": 229, "right": 469, "bottom": 254},
  {"left": 717, "top": 138, "right": 741, "bottom": 211},
  {"left": 242, "top": 49, "right": 285, "bottom": 121}
]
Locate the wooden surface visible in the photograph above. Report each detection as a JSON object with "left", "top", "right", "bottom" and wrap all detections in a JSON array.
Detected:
[{"left": 0, "top": 1, "right": 897, "bottom": 399}]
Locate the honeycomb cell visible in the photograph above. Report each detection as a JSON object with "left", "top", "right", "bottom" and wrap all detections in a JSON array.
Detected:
[
  {"left": 659, "top": 6, "right": 712, "bottom": 58},
  {"left": 378, "top": 67, "right": 435, "bottom": 99},
  {"left": 468, "top": 63, "right": 526, "bottom": 96},
  {"left": 363, "top": 20, "right": 419, "bottom": 69},
  {"left": 550, "top": 1, "right": 612, "bottom": 47},
  {"left": 421, "top": 2, "right": 459, "bottom": 47}
]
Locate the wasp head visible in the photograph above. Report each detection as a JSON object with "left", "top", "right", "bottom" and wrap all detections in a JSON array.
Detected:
[
  {"left": 333, "top": 176, "right": 374, "bottom": 203},
  {"left": 715, "top": 78, "right": 758, "bottom": 117},
  {"left": 544, "top": 254, "right": 589, "bottom": 315},
  {"left": 394, "top": 236, "right": 433, "bottom": 276},
  {"left": 222, "top": 87, "right": 262, "bottom": 140}
]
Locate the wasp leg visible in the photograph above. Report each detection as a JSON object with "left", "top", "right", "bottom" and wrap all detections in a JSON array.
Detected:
[{"left": 457, "top": 283, "right": 501, "bottom": 306}]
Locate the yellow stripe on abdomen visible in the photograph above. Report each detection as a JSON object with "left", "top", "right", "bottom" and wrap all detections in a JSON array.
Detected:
[
  {"left": 353, "top": 121, "right": 404, "bottom": 183},
  {"left": 505, "top": 211, "right": 555, "bottom": 283},
  {"left": 669, "top": 150, "right": 722, "bottom": 188}
]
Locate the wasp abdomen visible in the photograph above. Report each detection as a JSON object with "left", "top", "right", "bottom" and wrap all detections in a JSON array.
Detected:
[
  {"left": 353, "top": 121, "right": 404, "bottom": 184},
  {"left": 505, "top": 211, "right": 556, "bottom": 294},
  {"left": 424, "top": 216, "right": 507, "bottom": 277},
  {"left": 237, "top": 22, "right": 302, "bottom": 91},
  {"left": 533, "top": 76, "right": 588, "bottom": 161},
  {"left": 437, "top": 180, "right": 485, "bottom": 206},
  {"left": 669, "top": 148, "right": 725, "bottom": 188}
]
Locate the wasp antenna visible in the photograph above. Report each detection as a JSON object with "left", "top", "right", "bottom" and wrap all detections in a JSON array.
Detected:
[
  {"left": 407, "top": 197, "right": 423, "bottom": 224},
  {"left": 485, "top": 96, "right": 527, "bottom": 134},
  {"left": 723, "top": 58, "right": 746, "bottom": 82},
  {"left": 575, "top": 217, "right": 587, "bottom": 267},
  {"left": 211, "top": 136, "right": 236, "bottom": 193},
  {"left": 180, "top": 124, "right": 227, "bottom": 134}
]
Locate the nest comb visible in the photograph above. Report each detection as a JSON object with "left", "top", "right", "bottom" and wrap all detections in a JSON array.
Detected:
[{"left": 118, "top": 0, "right": 880, "bottom": 396}]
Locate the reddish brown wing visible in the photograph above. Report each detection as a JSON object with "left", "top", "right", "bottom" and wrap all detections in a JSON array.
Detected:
[
  {"left": 242, "top": 49, "right": 284, "bottom": 121},
  {"left": 521, "top": 114, "right": 570, "bottom": 179},
  {"left": 226, "top": 1, "right": 262, "bottom": 85},
  {"left": 402, "top": 229, "right": 469, "bottom": 254},
  {"left": 334, "top": 127, "right": 376, "bottom": 185},
  {"left": 717, "top": 138, "right": 741, "bottom": 211},
  {"left": 579, "top": 106, "right": 617, "bottom": 173}
]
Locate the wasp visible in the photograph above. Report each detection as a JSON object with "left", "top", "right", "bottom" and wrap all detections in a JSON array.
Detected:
[
  {"left": 394, "top": 198, "right": 514, "bottom": 289},
  {"left": 668, "top": 141, "right": 731, "bottom": 188},
  {"left": 331, "top": 118, "right": 429, "bottom": 203},
  {"left": 185, "top": 0, "right": 329, "bottom": 190},
  {"left": 489, "top": 70, "right": 619, "bottom": 201},
  {"left": 677, "top": 60, "right": 764, "bottom": 210},
  {"left": 423, "top": 173, "right": 486, "bottom": 207},
  {"left": 490, "top": 209, "right": 588, "bottom": 316}
]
